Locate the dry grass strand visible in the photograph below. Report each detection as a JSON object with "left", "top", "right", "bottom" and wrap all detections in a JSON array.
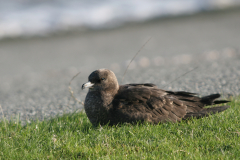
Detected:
[
  {"left": 68, "top": 72, "right": 84, "bottom": 106},
  {"left": 163, "top": 66, "right": 199, "bottom": 89},
  {"left": 0, "top": 104, "right": 7, "bottom": 130},
  {"left": 121, "top": 37, "right": 152, "bottom": 84}
]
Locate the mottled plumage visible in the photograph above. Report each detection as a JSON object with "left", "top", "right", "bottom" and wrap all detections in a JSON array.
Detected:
[{"left": 82, "top": 69, "right": 230, "bottom": 126}]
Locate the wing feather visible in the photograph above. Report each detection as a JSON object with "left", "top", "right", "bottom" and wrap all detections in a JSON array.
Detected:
[{"left": 111, "top": 84, "right": 188, "bottom": 124}]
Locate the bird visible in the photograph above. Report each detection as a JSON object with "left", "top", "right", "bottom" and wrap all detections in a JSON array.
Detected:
[{"left": 82, "top": 69, "right": 230, "bottom": 126}]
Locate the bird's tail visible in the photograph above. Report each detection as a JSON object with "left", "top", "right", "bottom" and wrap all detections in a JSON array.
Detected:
[
  {"left": 183, "top": 105, "right": 230, "bottom": 119},
  {"left": 200, "top": 93, "right": 230, "bottom": 105}
]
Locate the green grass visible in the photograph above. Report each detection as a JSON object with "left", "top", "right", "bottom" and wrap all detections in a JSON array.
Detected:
[{"left": 0, "top": 98, "right": 239, "bottom": 160}]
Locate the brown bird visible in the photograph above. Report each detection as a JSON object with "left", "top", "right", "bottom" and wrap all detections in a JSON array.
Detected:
[{"left": 82, "top": 69, "right": 230, "bottom": 126}]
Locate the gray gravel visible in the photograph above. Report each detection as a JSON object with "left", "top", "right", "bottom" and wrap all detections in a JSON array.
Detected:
[{"left": 0, "top": 9, "right": 240, "bottom": 123}]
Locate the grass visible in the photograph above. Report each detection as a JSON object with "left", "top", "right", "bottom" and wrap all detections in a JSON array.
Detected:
[{"left": 0, "top": 98, "right": 239, "bottom": 160}]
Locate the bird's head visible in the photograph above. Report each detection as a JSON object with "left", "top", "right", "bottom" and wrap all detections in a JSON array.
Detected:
[{"left": 82, "top": 69, "right": 119, "bottom": 93}]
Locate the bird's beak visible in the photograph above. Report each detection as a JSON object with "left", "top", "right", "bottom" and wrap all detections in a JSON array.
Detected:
[{"left": 82, "top": 81, "right": 94, "bottom": 90}]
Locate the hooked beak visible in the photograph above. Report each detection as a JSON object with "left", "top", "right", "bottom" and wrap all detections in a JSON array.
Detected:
[{"left": 82, "top": 81, "right": 94, "bottom": 90}]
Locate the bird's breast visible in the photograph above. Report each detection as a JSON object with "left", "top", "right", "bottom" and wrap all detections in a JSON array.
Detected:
[{"left": 84, "top": 91, "right": 113, "bottom": 125}]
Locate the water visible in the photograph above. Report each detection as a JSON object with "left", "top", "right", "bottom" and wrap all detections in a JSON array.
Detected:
[{"left": 0, "top": 0, "right": 239, "bottom": 39}]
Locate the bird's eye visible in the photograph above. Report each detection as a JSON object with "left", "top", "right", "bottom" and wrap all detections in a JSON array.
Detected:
[{"left": 101, "top": 78, "right": 106, "bottom": 80}]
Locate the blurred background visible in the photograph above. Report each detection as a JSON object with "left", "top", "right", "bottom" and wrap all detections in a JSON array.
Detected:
[{"left": 0, "top": 0, "right": 240, "bottom": 123}]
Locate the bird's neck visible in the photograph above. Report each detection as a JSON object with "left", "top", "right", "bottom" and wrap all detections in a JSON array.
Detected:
[
  {"left": 100, "top": 90, "right": 117, "bottom": 107},
  {"left": 87, "top": 89, "right": 117, "bottom": 108}
]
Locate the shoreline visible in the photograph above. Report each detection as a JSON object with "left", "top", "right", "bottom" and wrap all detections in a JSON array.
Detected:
[{"left": 1, "top": 6, "right": 240, "bottom": 42}]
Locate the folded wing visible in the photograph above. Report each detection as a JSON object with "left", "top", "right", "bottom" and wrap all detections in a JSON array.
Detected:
[
  {"left": 110, "top": 83, "right": 229, "bottom": 124},
  {"left": 110, "top": 83, "right": 188, "bottom": 124}
]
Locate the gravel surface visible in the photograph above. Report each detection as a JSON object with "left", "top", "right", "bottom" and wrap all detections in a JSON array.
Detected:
[{"left": 0, "top": 9, "right": 240, "bottom": 123}]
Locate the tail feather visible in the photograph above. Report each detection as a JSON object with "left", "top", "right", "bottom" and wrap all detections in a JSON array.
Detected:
[
  {"left": 213, "top": 100, "right": 230, "bottom": 104},
  {"left": 201, "top": 94, "right": 220, "bottom": 105},
  {"left": 183, "top": 105, "right": 230, "bottom": 119}
]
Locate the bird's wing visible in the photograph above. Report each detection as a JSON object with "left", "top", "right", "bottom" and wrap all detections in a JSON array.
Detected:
[{"left": 111, "top": 84, "right": 188, "bottom": 124}]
